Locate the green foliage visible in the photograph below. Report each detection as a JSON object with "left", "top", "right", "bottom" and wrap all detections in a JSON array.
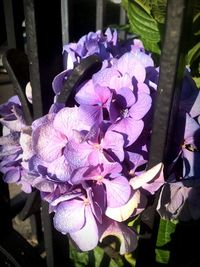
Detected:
[
  {"left": 155, "top": 219, "right": 177, "bottom": 264},
  {"left": 69, "top": 243, "right": 124, "bottom": 267},
  {"left": 121, "top": 0, "right": 164, "bottom": 54},
  {"left": 187, "top": 11, "right": 200, "bottom": 87},
  {"left": 121, "top": 0, "right": 200, "bottom": 87}
]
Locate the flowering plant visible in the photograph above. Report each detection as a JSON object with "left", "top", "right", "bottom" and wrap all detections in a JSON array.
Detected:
[{"left": 1, "top": 27, "right": 200, "bottom": 260}]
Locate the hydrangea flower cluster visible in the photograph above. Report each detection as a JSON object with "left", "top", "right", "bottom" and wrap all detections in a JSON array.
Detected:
[
  {"left": 157, "top": 72, "right": 200, "bottom": 221},
  {"left": 0, "top": 28, "right": 200, "bottom": 253}
]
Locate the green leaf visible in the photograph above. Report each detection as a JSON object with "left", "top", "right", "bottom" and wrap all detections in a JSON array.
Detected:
[
  {"left": 134, "top": 0, "right": 152, "bottom": 14},
  {"left": 124, "top": 253, "right": 136, "bottom": 267},
  {"left": 187, "top": 42, "right": 200, "bottom": 66},
  {"left": 69, "top": 243, "right": 124, "bottom": 267},
  {"left": 155, "top": 219, "right": 177, "bottom": 264},
  {"left": 151, "top": 0, "right": 167, "bottom": 24},
  {"left": 193, "top": 77, "right": 200, "bottom": 88},
  {"left": 122, "top": 0, "right": 162, "bottom": 54},
  {"left": 193, "top": 12, "right": 200, "bottom": 36},
  {"left": 70, "top": 245, "right": 89, "bottom": 267}
]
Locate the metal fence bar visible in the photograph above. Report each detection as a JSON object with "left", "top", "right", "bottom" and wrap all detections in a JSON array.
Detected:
[
  {"left": 61, "top": 0, "right": 69, "bottom": 69},
  {"left": 61, "top": 0, "right": 69, "bottom": 46},
  {"left": 0, "top": 175, "right": 12, "bottom": 240},
  {"left": 119, "top": 5, "right": 126, "bottom": 39},
  {"left": 23, "top": 0, "right": 63, "bottom": 118},
  {"left": 96, "top": 0, "right": 106, "bottom": 30},
  {"left": 23, "top": 1, "right": 67, "bottom": 266},
  {"left": 136, "top": 0, "right": 194, "bottom": 266},
  {"left": 148, "top": 0, "right": 193, "bottom": 169},
  {"left": 3, "top": 0, "right": 24, "bottom": 49}
]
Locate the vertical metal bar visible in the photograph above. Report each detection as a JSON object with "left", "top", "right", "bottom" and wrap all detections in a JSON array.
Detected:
[
  {"left": 61, "top": 0, "right": 69, "bottom": 45},
  {"left": 0, "top": 176, "right": 12, "bottom": 241},
  {"left": 40, "top": 202, "right": 55, "bottom": 267},
  {"left": 61, "top": 0, "right": 69, "bottom": 69},
  {"left": 23, "top": 1, "right": 68, "bottom": 267},
  {"left": 41, "top": 202, "right": 69, "bottom": 267},
  {"left": 148, "top": 0, "right": 193, "bottom": 169},
  {"left": 23, "top": 0, "right": 42, "bottom": 118},
  {"left": 96, "top": 0, "right": 106, "bottom": 30},
  {"left": 119, "top": 5, "right": 126, "bottom": 40},
  {"left": 3, "top": 0, "right": 24, "bottom": 49},
  {"left": 23, "top": 0, "right": 63, "bottom": 118},
  {"left": 3, "top": 0, "right": 16, "bottom": 48},
  {"left": 136, "top": 0, "right": 194, "bottom": 266}
]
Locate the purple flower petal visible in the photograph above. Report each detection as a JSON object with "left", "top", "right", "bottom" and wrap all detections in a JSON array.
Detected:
[
  {"left": 130, "top": 163, "right": 164, "bottom": 190},
  {"left": 88, "top": 150, "right": 105, "bottom": 166},
  {"left": 129, "top": 93, "right": 152, "bottom": 120},
  {"left": 3, "top": 167, "right": 21, "bottom": 183},
  {"left": 53, "top": 199, "right": 85, "bottom": 234},
  {"left": 184, "top": 113, "right": 199, "bottom": 140},
  {"left": 105, "top": 190, "right": 144, "bottom": 222},
  {"left": 47, "top": 155, "right": 72, "bottom": 182},
  {"left": 110, "top": 118, "right": 144, "bottom": 147},
  {"left": 109, "top": 73, "right": 133, "bottom": 92},
  {"left": 65, "top": 140, "right": 91, "bottom": 168},
  {"left": 53, "top": 107, "right": 88, "bottom": 138},
  {"left": 78, "top": 105, "right": 103, "bottom": 126},
  {"left": 52, "top": 69, "right": 69, "bottom": 94},
  {"left": 103, "top": 130, "right": 124, "bottom": 161},
  {"left": 32, "top": 177, "right": 56, "bottom": 192},
  {"left": 104, "top": 176, "right": 131, "bottom": 208},
  {"left": 76, "top": 81, "right": 111, "bottom": 107},
  {"left": 69, "top": 205, "right": 99, "bottom": 251},
  {"left": 33, "top": 122, "right": 67, "bottom": 162},
  {"left": 92, "top": 68, "right": 119, "bottom": 87},
  {"left": 131, "top": 50, "right": 154, "bottom": 67},
  {"left": 113, "top": 52, "right": 146, "bottom": 83},
  {"left": 100, "top": 217, "right": 138, "bottom": 254}
]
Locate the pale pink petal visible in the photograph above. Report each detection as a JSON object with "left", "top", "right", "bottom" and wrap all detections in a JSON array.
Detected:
[
  {"left": 113, "top": 53, "right": 146, "bottom": 83},
  {"left": 110, "top": 118, "right": 144, "bottom": 147},
  {"left": 105, "top": 190, "right": 144, "bottom": 222},
  {"left": 78, "top": 105, "right": 103, "bottom": 125},
  {"left": 100, "top": 218, "right": 138, "bottom": 254},
  {"left": 53, "top": 107, "right": 90, "bottom": 138},
  {"left": 53, "top": 199, "right": 85, "bottom": 234},
  {"left": 0, "top": 118, "right": 25, "bottom": 132},
  {"left": 19, "top": 127, "right": 33, "bottom": 161},
  {"left": 33, "top": 122, "right": 67, "bottom": 162},
  {"left": 137, "top": 82, "right": 150, "bottom": 94},
  {"left": 65, "top": 140, "right": 92, "bottom": 168},
  {"left": 51, "top": 193, "right": 82, "bottom": 207},
  {"left": 32, "top": 177, "right": 56, "bottom": 192},
  {"left": 4, "top": 167, "right": 21, "bottom": 183},
  {"left": 104, "top": 176, "right": 131, "bottom": 208},
  {"left": 69, "top": 205, "right": 99, "bottom": 251},
  {"left": 47, "top": 155, "right": 72, "bottom": 182},
  {"left": 103, "top": 130, "right": 124, "bottom": 161},
  {"left": 110, "top": 73, "right": 133, "bottom": 92},
  {"left": 75, "top": 80, "right": 96, "bottom": 105},
  {"left": 130, "top": 163, "right": 164, "bottom": 190},
  {"left": 129, "top": 93, "right": 152, "bottom": 120},
  {"left": 25, "top": 82, "right": 32, "bottom": 103},
  {"left": 93, "top": 68, "right": 119, "bottom": 87},
  {"left": 94, "top": 85, "right": 111, "bottom": 105}
]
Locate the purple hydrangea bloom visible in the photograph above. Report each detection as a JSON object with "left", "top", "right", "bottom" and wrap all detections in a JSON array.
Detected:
[
  {"left": 157, "top": 77, "right": 200, "bottom": 221},
  {"left": 0, "top": 96, "right": 33, "bottom": 193},
  {"left": 52, "top": 28, "right": 119, "bottom": 95},
  {"left": 0, "top": 30, "right": 166, "bottom": 254}
]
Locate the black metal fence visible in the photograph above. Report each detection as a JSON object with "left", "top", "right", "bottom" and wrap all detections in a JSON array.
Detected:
[{"left": 0, "top": 0, "right": 194, "bottom": 266}]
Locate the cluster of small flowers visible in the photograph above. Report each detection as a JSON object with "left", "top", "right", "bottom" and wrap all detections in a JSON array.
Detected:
[{"left": 0, "top": 28, "right": 200, "bottom": 253}]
